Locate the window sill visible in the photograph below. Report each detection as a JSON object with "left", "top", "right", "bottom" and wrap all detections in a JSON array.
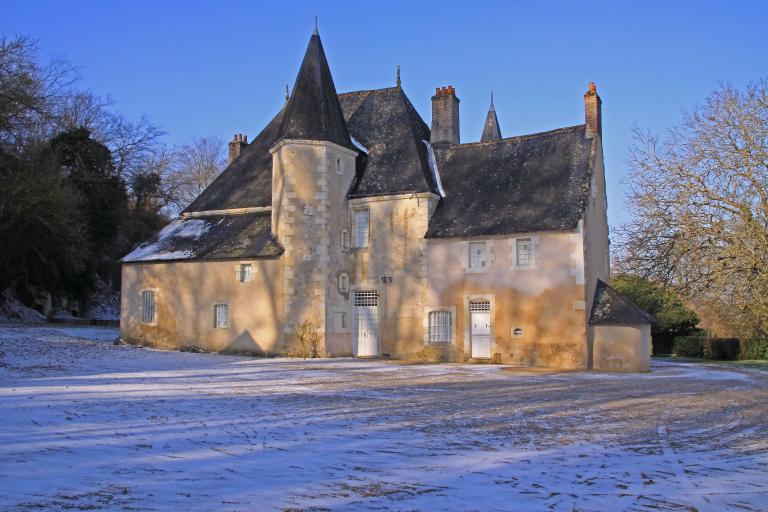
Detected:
[
  {"left": 512, "top": 264, "right": 537, "bottom": 271},
  {"left": 465, "top": 267, "right": 490, "bottom": 274}
]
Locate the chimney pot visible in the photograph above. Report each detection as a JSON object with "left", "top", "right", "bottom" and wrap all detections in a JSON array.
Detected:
[
  {"left": 431, "top": 84, "right": 460, "bottom": 146},
  {"left": 228, "top": 133, "right": 248, "bottom": 163},
  {"left": 584, "top": 82, "right": 602, "bottom": 138}
]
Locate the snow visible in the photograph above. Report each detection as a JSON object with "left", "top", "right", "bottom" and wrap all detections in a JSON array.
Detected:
[
  {"left": 122, "top": 218, "right": 212, "bottom": 262},
  {"left": 0, "top": 290, "right": 45, "bottom": 323},
  {"left": 351, "top": 136, "right": 369, "bottom": 154},
  {"left": 423, "top": 140, "right": 446, "bottom": 198},
  {"left": 1, "top": 325, "right": 767, "bottom": 511}
]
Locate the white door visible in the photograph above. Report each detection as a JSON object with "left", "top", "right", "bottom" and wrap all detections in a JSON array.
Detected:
[
  {"left": 353, "top": 291, "right": 378, "bottom": 357},
  {"left": 470, "top": 301, "right": 491, "bottom": 358}
]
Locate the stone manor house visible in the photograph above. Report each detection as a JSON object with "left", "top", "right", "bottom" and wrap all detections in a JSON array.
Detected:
[{"left": 121, "top": 28, "right": 653, "bottom": 371}]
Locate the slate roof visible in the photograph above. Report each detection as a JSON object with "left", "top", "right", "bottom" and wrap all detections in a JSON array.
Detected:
[
  {"left": 183, "top": 109, "right": 283, "bottom": 213},
  {"left": 122, "top": 213, "right": 282, "bottom": 263},
  {"left": 339, "top": 87, "right": 439, "bottom": 197},
  {"left": 277, "top": 32, "right": 354, "bottom": 151},
  {"left": 425, "top": 125, "right": 596, "bottom": 238},
  {"left": 589, "top": 279, "right": 655, "bottom": 325},
  {"left": 480, "top": 94, "right": 502, "bottom": 143}
]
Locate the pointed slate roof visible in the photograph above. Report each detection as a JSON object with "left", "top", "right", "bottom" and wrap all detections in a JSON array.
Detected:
[
  {"left": 339, "top": 87, "right": 439, "bottom": 197},
  {"left": 277, "top": 31, "right": 354, "bottom": 151},
  {"left": 590, "top": 279, "right": 656, "bottom": 325},
  {"left": 480, "top": 93, "right": 502, "bottom": 142}
]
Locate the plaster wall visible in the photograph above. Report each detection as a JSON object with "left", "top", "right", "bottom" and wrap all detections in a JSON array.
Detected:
[
  {"left": 120, "top": 259, "right": 283, "bottom": 353},
  {"left": 592, "top": 324, "right": 651, "bottom": 372},
  {"left": 426, "top": 230, "right": 588, "bottom": 368}
]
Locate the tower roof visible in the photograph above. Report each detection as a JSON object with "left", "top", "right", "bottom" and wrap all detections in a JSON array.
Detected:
[
  {"left": 480, "top": 92, "right": 502, "bottom": 142},
  {"left": 277, "top": 30, "right": 354, "bottom": 150}
]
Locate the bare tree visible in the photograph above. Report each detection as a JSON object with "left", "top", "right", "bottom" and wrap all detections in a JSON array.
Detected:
[
  {"left": 0, "top": 35, "right": 77, "bottom": 150},
  {"left": 616, "top": 78, "right": 768, "bottom": 336},
  {"left": 165, "top": 136, "right": 225, "bottom": 214}
]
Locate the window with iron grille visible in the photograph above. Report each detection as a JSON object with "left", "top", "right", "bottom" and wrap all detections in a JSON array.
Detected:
[
  {"left": 239, "top": 264, "right": 252, "bottom": 283},
  {"left": 140, "top": 290, "right": 156, "bottom": 323},
  {"left": 428, "top": 310, "right": 452, "bottom": 343},
  {"left": 353, "top": 290, "right": 378, "bottom": 306},
  {"left": 213, "top": 303, "right": 229, "bottom": 329},
  {"left": 469, "top": 300, "right": 491, "bottom": 312},
  {"left": 354, "top": 209, "right": 369, "bottom": 248},
  {"left": 469, "top": 242, "right": 488, "bottom": 268},
  {"left": 516, "top": 238, "right": 533, "bottom": 266}
]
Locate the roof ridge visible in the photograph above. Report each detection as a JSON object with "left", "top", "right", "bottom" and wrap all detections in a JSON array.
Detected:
[
  {"left": 458, "top": 124, "right": 586, "bottom": 148},
  {"left": 339, "top": 86, "right": 399, "bottom": 97}
]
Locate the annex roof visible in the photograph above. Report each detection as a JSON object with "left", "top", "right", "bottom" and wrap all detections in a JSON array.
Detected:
[
  {"left": 589, "top": 279, "right": 656, "bottom": 325},
  {"left": 122, "top": 212, "right": 282, "bottom": 263}
]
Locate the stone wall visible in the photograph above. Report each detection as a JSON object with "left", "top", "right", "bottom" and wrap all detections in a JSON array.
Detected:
[
  {"left": 120, "top": 259, "right": 283, "bottom": 353},
  {"left": 270, "top": 139, "right": 358, "bottom": 356}
]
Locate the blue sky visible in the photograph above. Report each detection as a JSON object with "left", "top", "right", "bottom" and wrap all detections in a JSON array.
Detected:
[{"left": 3, "top": 0, "right": 767, "bottom": 228}]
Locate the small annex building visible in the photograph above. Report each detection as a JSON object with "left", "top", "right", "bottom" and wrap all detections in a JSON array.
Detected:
[{"left": 120, "top": 28, "right": 652, "bottom": 371}]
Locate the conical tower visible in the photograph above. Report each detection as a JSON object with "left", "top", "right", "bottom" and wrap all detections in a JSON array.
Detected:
[{"left": 270, "top": 26, "right": 360, "bottom": 353}]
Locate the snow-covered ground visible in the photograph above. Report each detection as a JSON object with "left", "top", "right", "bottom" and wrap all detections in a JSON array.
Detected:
[{"left": 1, "top": 325, "right": 767, "bottom": 511}]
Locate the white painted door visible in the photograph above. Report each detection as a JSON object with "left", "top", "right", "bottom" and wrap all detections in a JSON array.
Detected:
[
  {"left": 353, "top": 291, "right": 378, "bottom": 357},
  {"left": 470, "top": 301, "right": 491, "bottom": 358}
]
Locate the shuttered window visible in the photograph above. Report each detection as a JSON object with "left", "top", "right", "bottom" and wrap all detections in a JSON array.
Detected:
[
  {"left": 354, "top": 209, "right": 369, "bottom": 248},
  {"left": 516, "top": 238, "right": 533, "bottom": 266},
  {"left": 141, "top": 290, "right": 156, "bottom": 323},
  {"left": 213, "top": 303, "right": 229, "bottom": 329},
  {"left": 428, "top": 311, "right": 452, "bottom": 343}
]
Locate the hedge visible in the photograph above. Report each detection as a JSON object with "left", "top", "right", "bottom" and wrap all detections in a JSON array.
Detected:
[
  {"left": 740, "top": 338, "right": 768, "bottom": 360},
  {"left": 673, "top": 336, "right": 705, "bottom": 358},
  {"left": 672, "top": 336, "right": 748, "bottom": 360}
]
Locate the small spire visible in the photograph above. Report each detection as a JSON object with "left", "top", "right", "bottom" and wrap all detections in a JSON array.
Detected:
[
  {"left": 313, "top": 16, "right": 318, "bottom": 35},
  {"left": 396, "top": 65, "right": 401, "bottom": 88},
  {"left": 285, "top": 84, "right": 289, "bottom": 103},
  {"left": 480, "top": 92, "right": 502, "bottom": 143}
]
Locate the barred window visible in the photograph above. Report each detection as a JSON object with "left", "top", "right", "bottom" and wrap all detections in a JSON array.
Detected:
[
  {"left": 239, "top": 264, "right": 252, "bottom": 283},
  {"left": 516, "top": 238, "right": 533, "bottom": 266},
  {"left": 213, "top": 303, "right": 229, "bottom": 329},
  {"left": 428, "top": 310, "right": 452, "bottom": 343},
  {"left": 140, "top": 290, "right": 156, "bottom": 323}
]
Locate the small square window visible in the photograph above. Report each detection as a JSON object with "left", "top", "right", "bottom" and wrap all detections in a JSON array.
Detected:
[
  {"left": 140, "top": 290, "right": 156, "bottom": 323},
  {"left": 213, "top": 303, "right": 229, "bottom": 329},
  {"left": 428, "top": 311, "right": 452, "bottom": 343},
  {"left": 469, "top": 242, "right": 488, "bottom": 268},
  {"left": 516, "top": 238, "right": 533, "bottom": 266},
  {"left": 239, "top": 264, "right": 252, "bottom": 283}
]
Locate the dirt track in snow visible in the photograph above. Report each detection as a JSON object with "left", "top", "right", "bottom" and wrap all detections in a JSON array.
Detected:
[{"left": 1, "top": 324, "right": 767, "bottom": 511}]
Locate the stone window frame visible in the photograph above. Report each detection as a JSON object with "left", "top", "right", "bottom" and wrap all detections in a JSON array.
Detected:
[
  {"left": 235, "top": 262, "right": 253, "bottom": 283},
  {"left": 352, "top": 208, "right": 370, "bottom": 249},
  {"left": 140, "top": 288, "right": 158, "bottom": 325},
  {"left": 460, "top": 240, "right": 495, "bottom": 274},
  {"left": 422, "top": 306, "right": 456, "bottom": 345},
  {"left": 213, "top": 303, "right": 229, "bottom": 329},
  {"left": 508, "top": 235, "right": 539, "bottom": 270}
]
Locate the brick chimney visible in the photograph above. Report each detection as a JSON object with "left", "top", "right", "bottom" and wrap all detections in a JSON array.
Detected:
[
  {"left": 431, "top": 85, "right": 460, "bottom": 145},
  {"left": 228, "top": 133, "right": 248, "bottom": 164},
  {"left": 584, "top": 82, "right": 602, "bottom": 138}
]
